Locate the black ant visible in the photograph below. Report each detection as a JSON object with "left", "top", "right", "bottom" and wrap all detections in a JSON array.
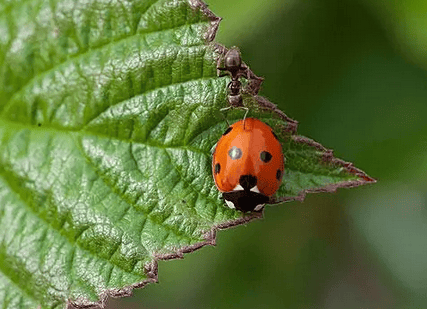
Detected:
[{"left": 217, "top": 47, "right": 248, "bottom": 107}]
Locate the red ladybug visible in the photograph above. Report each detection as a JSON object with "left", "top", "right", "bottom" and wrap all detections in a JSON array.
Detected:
[{"left": 212, "top": 118, "right": 284, "bottom": 212}]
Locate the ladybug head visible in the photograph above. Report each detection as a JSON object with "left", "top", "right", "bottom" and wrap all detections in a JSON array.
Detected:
[{"left": 222, "top": 190, "right": 269, "bottom": 212}]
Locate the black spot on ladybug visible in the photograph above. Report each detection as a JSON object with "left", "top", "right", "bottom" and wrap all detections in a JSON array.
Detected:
[
  {"left": 239, "top": 175, "right": 257, "bottom": 190},
  {"left": 271, "top": 130, "right": 279, "bottom": 141},
  {"left": 214, "top": 163, "right": 221, "bottom": 174},
  {"left": 260, "top": 151, "right": 272, "bottom": 163},
  {"left": 223, "top": 127, "right": 232, "bottom": 136},
  {"left": 228, "top": 146, "right": 242, "bottom": 160},
  {"left": 276, "top": 169, "right": 282, "bottom": 180}
]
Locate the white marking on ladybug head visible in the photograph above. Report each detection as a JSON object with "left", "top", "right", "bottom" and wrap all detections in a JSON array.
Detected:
[
  {"left": 254, "top": 204, "right": 265, "bottom": 211},
  {"left": 250, "top": 185, "right": 260, "bottom": 193},
  {"left": 225, "top": 199, "right": 235, "bottom": 209},
  {"left": 233, "top": 184, "right": 244, "bottom": 191}
]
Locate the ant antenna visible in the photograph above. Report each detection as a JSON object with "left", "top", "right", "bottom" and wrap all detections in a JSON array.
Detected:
[
  {"left": 220, "top": 106, "right": 249, "bottom": 129},
  {"left": 242, "top": 107, "right": 249, "bottom": 130}
]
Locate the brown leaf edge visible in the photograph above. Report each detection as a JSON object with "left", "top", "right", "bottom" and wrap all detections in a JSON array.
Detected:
[
  {"left": 65, "top": 0, "right": 376, "bottom": 308},
  {"left": 66, "top": 212, "right": 262, "bottom": 309}
]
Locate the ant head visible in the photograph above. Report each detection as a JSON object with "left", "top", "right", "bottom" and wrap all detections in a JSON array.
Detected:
[{"left": 224, "top": 47, "right": 242, "bottom": 73}]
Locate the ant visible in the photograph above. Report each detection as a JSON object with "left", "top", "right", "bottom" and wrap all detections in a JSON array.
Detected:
[{"left": 217, "top": 47, "right": 248, "bottom": 107}]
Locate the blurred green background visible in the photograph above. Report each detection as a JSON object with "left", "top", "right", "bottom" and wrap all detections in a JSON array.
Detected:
[{"left": 108, "top": 0, "right": 427, "bottom": 307}]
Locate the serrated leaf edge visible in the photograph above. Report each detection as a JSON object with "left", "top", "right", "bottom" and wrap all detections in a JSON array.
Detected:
[{"left": 66, "top": 212, "right": 262, "bottom": 309}]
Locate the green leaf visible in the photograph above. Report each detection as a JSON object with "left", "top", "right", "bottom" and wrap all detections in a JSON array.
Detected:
[{"left": 0, "top": 0, "right": 374, "bottom": 308}]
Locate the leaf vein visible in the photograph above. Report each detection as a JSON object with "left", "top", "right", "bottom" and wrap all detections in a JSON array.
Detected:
[
  {"left": 2, "top": 19, "right": 210, "bottom": 115},
  {"left": 0, "top": 170, "right": 143, "bottom": 289},
  {"left": 163, "top": 148, "right": 219, "bottom": 222},
  {"left": 73, "top": 137, "right": 197, "bottom": 246}
]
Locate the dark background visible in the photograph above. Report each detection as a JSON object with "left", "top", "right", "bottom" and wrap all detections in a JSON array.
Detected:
[{"left": 109, "top": 0, "right": 427, "bottom": 307}]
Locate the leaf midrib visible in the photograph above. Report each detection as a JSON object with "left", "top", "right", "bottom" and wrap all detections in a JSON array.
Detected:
[{"left": 0, "top": 117, "right": 211, "bottom": 156}]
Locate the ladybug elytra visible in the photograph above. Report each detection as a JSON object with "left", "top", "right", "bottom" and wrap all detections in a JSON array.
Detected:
[{"left": 212, "top": 118, "right": 284, "bottom": 212}]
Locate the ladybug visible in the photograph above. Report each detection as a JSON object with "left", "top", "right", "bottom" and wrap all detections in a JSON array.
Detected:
[{"left": 212, "top": 118, "right": 284, "bottom": 212}]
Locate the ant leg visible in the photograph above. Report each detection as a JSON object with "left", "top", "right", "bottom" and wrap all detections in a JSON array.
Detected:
[
  {"left": 219, "top": 106, "right": 231, "bottom": 126},
  {"left": 220, "top": 106, "right": 248, "bottom": 127},
  {"left": 226, "top": 80, "right": 233, "bottom": 91},
  {"left": 239, "top": 63, "right": 249, "bottom": 79},
  {"left": 217, "top": 67, "right": 229, "bottom": 77}
]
